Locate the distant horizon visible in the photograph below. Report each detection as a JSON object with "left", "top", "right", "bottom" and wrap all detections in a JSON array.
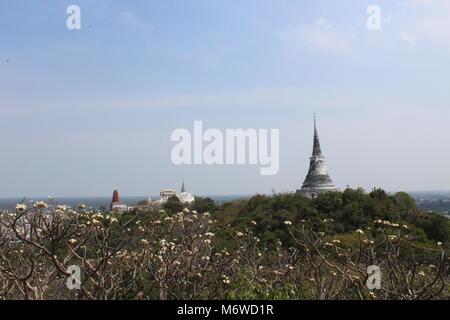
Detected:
[{"left": 1, "top": 189, "right": 450, "bottom": 200}]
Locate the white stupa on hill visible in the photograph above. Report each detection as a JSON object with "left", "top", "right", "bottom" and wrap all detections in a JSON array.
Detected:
[
  {"left": 158, "top": 180, "right": 195, "bottom": 204},
  {"left": 297, "top": 116, "right": 338, "bottom": 199}
]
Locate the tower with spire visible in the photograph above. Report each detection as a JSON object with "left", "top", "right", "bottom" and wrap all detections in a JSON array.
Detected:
[
  {"left": 177, "top": 179, "right": 195, "bottom": 204},
  {"left": 297, "top": 115, "right": 338, "bottom": 199},
  {"left": 110, "top": 189, "right": 128, "bottom": 212}
]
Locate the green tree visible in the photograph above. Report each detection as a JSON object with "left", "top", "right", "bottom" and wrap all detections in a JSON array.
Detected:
[{"left": 163, "top": 195, "right": 184, "bottom": 214}]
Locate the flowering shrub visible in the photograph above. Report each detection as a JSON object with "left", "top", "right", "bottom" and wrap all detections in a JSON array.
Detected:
[{"left": 0, "top": 200, "right": 448, "bottom": 300}]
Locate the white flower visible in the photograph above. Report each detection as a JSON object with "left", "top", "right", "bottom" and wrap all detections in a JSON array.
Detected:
[
  {"left": 173, "top": 260, "right": 181, "bottom": 266},
  {"left": 204, "top": 232, "right": 215, "bottom": 238},
  {"left": 15, "top": 204, "right": 27, "bottom": 211},
  {"left": 362, "top": 239, "right": 374, "bottom": 246},
  {"left": 140, "top": 239, "right": 149, "bottom": 246},
  {"left": 236, "top": 232, "right": 244, "bottom": 238},
  {"left": 78, "top": 204, "right": 86, "bottom": 209},
  {"left": 36, "top": 201, "right": 47, "bottom": 209},
  {"left": 284, "top": 220, "right": 292, "bottom": 226},
  {"left": 437, "top": 242, "right": 443, "bottom": 248},
  {"left": 250, "top": 220, "right": 257, "bottom": 225},
  {"left": 68, "top": 239, "right": 78, "bottom": 245},
  {"left": 355, "top": 229, "right": 364, "bottom": 235},
  {"left": 332, "top": 239, "right": 341, "bottom": 244}
]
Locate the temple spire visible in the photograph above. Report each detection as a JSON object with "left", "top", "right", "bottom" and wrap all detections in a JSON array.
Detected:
[
  {"left": 313, "top": 114, "right": 322, "bottom": 155},
  {"left": 297, "top": 115, "right": 338, "bottom": 198},
  {"left": 180, "top": 179, "right": 186, "bottom": 193}
]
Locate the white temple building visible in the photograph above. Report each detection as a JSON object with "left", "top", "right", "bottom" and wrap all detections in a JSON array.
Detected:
[
  {"left": 158, "top": 190, "right": 177, "bottom": 203},
  {"left": 297, "top": 116, "right": 338, "bottom": 199},
  {"left": 177, "top": 180, "right": 195, "bottom": 204},
  {"left": 157, "top": 180, "right": 195, "bottom": 204}
]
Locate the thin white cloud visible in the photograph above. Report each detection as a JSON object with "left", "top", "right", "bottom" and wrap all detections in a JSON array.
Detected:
[
  {"left": 408, "top": 0, "right": 450, "bottom": 9},
  {"left": 402, "top": 0, "right": 450, "bottom": 49},
  {"left": 399, "top": 31, "right": 418, "bottom": 46},
  {"left": 118, "top": 11, "right": 154, "bottom": 32},
  {"left": 278, "top": 18, "right": 354, "bottom": 55},
  {"left": 0, "top": 85, "right": 428, "bottom": 118},
  {"left": 0, "top": 87, "right": 330, "bottom": 116}
]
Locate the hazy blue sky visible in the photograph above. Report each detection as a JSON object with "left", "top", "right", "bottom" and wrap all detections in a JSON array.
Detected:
[{"left": 1, "top": 0, "right": 450, "bottom": 198}]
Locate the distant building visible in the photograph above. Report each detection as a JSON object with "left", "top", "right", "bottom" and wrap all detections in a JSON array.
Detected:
[
  {"left": 158, "top": 190, "right": 177, "bottom": 204},
  {"left": 110, "top": 190, "right": 128, "bottom": 212},
  {"left": 177, "top": 180, "right": 195, "bottom": 204},
  {"left": 157, "top": 180, "right": 195, "bottom": 205},
  {"left": 297, "top": 116, "right": 338, "bottom": 199},
  {"left": 127, "top": 198, "right": 154, "bottom": 212}
]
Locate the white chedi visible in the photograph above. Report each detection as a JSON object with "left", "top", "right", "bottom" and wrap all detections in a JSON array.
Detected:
[
  {"left": 177, "top": 180, "right": 195, "bottom": 204},
  {"left": 158, "top": 180, "right": 195, "bottom": 204}
]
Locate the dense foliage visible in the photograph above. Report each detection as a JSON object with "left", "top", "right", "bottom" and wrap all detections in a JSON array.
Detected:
[
  {"left": 211, "top": 189, "right": 450, "bottom": 252},
  {"left": 0, "top": 188, "right": 448, "bottom": 300}
]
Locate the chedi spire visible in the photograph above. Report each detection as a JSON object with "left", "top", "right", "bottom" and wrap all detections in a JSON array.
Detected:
[
  {"left": 298, "top": 115, "right": 338, "bottom": 199},
  {"left": 313, "top": 114, "right": 322, "bottom": 156}
]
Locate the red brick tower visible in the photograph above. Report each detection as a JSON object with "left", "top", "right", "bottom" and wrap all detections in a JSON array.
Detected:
[{"left": 110, "top": 190, "right": 120, "bottom": 210}]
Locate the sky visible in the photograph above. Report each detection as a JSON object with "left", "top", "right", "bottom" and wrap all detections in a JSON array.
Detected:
[{"left": 1, "top": 0, "right": 450, "bottom": 198}]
